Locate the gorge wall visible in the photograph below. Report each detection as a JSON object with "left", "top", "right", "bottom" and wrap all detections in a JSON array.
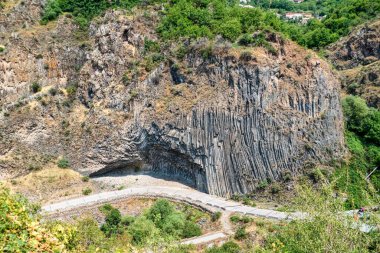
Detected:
[{"left": 0, "top": 1, "right": 345, "bottom": 196}]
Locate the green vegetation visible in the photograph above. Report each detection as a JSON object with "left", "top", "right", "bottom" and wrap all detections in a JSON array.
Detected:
[
  {"left": 261, "top": 184, "right": 380, "bottom": 253},
  {"left": 40, "top": 0, "right": 380, "bottom": 51},
  {"left": 41, "top": 0, "right": 143, "bottom": 28},
  {"left": 1, "top": 189, "right": 207, "bottom": 252},
  {"left": 57, "top": 158, "right": 70, "bottom": 168},
  {"left": 157, "top": 0, "right": 380, "bottom": 49},
  {"left": 249, "top": 0, "right": 380, "bottom": 48},
  {"left": 0, "top": 46, "right": 4, "bottom": 53},
  {"left": 333, "top": 95, "right": 380, "bottom": 209},
  {"left": 206, "top": 241, "right": 241, "bottom": 253},
  {"left": 0, "top": 186, "right": 64, "bottom": 252},
  {"left": 30, "top": 82, "right": 42, "bottom": 93},
  {"left": 234, "top": 226, "right": 248, "bottom": 240},
  {"left": 82, "top": 187, "right": 92, "bottom": 195}
]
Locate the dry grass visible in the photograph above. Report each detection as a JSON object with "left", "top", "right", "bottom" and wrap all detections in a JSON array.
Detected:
[{"left": 3, "top": 167, "right": 97, "bottom": 204}]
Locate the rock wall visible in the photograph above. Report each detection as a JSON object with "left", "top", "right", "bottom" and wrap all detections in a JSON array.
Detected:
[{"left": 0, "top": 5, "right": 345, "bottom": 196}]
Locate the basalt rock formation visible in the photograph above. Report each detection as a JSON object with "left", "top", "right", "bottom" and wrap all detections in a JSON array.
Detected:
[{"left": 0, "top": 2, "right": 345, "bottom": 196}]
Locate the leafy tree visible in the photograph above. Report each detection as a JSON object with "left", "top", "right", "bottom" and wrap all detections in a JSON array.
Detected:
[
  {"left": 0, "top": 187, "right": 64, "bottom": 252},
  {"left": 127, "top": 216, "right": 159, "bottom": 245},
  {"left": 263, "top": 184, "right": 380, "bottom": 253}
]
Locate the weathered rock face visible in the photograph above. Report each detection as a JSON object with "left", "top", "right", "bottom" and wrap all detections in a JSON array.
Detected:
[
  {"left": 0, "top": 4, "right": 345, "bottom": 196},
  {"left": 327, "top": 19, "right": 380, "bottom": 108},
  {"left": 327, "top": 20, "right": 380, "bottom": 70}
]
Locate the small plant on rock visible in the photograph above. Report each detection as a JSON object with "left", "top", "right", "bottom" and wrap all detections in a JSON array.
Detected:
[
  {"left": 31, "top": 82, "right": 42, "bottom": 93},
  {"left": 57, "top": 158, "right": 70, "bottom": 168},
  {"left": 82, "top": 188, "right": 92, "bottom": 196}
]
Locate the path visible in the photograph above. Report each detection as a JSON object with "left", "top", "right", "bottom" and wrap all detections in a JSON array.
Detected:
[
  {"left": 42, "top": 185, "right": 376, "bottom": 246},
  {"left": 181, "top": 232, "right": 227, "bottom": 245},
  {"left": 42, "top": 186, "right": 300, "bottom": 220}
]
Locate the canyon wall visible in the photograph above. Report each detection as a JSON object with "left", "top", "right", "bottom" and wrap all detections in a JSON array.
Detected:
[{"left": 0, "top": 2, "right": 345, "bottom": 196}]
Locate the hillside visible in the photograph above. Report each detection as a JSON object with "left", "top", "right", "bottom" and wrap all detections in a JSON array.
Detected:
[
  {"left": 327, "top": 19, "right": 380, "bottom": 108},
  {"left": 0, "top": 1, "right": 379, "bottom": 252},
  {"left": 0, "top": 0, "right": 344, "bottom": 196}
]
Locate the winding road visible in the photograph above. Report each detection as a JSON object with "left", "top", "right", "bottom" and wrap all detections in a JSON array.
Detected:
[
  {"left": 42, "top": 186, "right": 300, "bottom": 220},
  {"left": 42, "top": 186, "right": 375, "bottom": 245}
]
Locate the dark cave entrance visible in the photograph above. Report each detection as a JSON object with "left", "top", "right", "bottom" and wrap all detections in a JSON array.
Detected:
[{"left": 89, "top": 147, "right": 208, "bottom": 193}]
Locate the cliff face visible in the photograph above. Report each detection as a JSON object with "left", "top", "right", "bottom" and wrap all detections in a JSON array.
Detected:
[
  {"left": 0, "top": 2, "right": 345, "bottom": 196},
  {"left": 327, "top": 19, "right": 380, "bottom": 108}
]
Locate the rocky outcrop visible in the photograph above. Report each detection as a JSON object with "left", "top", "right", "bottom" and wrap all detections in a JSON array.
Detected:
[
  {"left": 0, "top": 5, "right": 345, "bottom": 196},
  {"left": 327, "top": 19, "right": 380, "bottom": 108}
]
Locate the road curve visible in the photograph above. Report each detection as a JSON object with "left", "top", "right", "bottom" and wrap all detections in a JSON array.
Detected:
[{"left": 42, "top": 186, "right": 301, "bottom": 220}]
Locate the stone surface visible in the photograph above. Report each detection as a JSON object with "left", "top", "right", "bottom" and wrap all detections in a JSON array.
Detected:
[
  {"left": 0, "top": 3, "right": 345, "bottom": 197},
  {"left": 327, "top": 19, "right": 380, "bottom": 108}
]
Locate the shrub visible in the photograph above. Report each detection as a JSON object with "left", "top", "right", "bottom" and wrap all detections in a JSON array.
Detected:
[
  {"left": 211, "top": 211, "right": 222, "bottom": 222},
  {"left": 144, "top": 38, "right": 160, "bottom": 53},
  {"left": 121, "top": 215, "right": 135, "bottom": 227},
  {"left": 238, "top": 34, "right": 254, "bottom": 46},
  {"left": 65, "top": 84, "right": 77, "bottom": 97},
  {"left": 49, "top": 87, "right": 58, "bottom": 96},
  {"left": 270, "top": 183, "right": 281, "bottom": 194},
  {"left": 257, "top": 180, "right": 268, "bottom": 190},
  {"left": 234, "top": 226, "right": 248, "bottom": 240},
  {"left": 129, "top": 89, "right": 139, "bottom": 99},
  {"left": 30, "top": 82, "right": 42, "bottom": 93},
  {"left": 146, "top": 199, "right": 174, "bottom": 228},
  {"left": 206, "top": 241, "right": 241, "bottom": 253},
  {"left": 82, "top": 188, "right": 92, "bottom": 196},
  {"left": 182, "top": 221, "right": 201, "bottom": 238},
  {"left": 229, "top": 215, "right": 240, "bottom": 223},
  {"left": 0, "top": 187, "right": 64, "bottom": 252},
  {"left": 81, "top": 176, "right": 89, "bottom": 182},
  {"left": 263, "top": 184, "right": 380, "bottom": 253},
  {"left": 101, "top": 208, "right": 122, "bottom": 236},
  {"left": 127, "top": 216, "right": 159, "bottom": 245},
  {"left": 239, "top": 51, "right": 252, "bottom": 61},
  {"left": 122, "top": 73, "right": 130, "bottom": 85},
  {"left": 242, "top": 196, "right": 256, "bottom": 207},
  {"left": 309, "top": 168, "right": 324, "bottom": 183},
  {"left": 241, "top": 216, "right": 252, "bottom": 224},
  {"left": 0, "top": 46, "right": 4, "bottom": 52},
  {"left": 57, "top": 158, "right": 70, "bottom": 168}
]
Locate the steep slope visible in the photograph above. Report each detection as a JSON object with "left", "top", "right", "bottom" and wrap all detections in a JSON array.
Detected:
[
  {"left": 326, "top": 19, "right": 380, "bottom": 108},
  {"left": 0, "top": 1, "right": 345, "bottom": 196}
]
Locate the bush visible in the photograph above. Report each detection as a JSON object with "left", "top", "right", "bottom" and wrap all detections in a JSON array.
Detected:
[
  {"left": 342, "top": 96, "right": 380, "bottom": 145},
  {"left": 81, "top": 176, "right": 90, "bottom": 182},
  {"left": 239, "top": 51, "right": 253, "bottom": 61},
  {"left": 0, "top": 187, "right": 64, "bottom": 252},
  {"left": 211, "top": 211, "right": 222, "bottom": 222},
  {"left": 82, "top": 188, "right": 92, "bottom": 196},
  {"left": 41, "top": 0, "right": 142, "bottom": 29},
  {"left": 182, "top": 220, "right": 202, "bottom": 238},
  {"left": 270, "top": 183, "right": 281, "bottom": 194},
  {"left": 57, "top": 158, "right": 70, "bottom": 168},
  {"left": 49, "top": 87, "right": 58, "bottom": 96},
  {"left": 0, "top": 46, "right": 4, "bottom": 52},
  {"left": 263, "top": 184, "right": 380, "bottom": 253},
  {"left": 257, "top": 180, "right": 268, "bottom": 190},
  {"left": 121, "top": 215, "right": 135, "bottom": 227},
  {"left": 206, "top": 241, "right": 241, "bottom": 253},
  {"left": 146, "top": 199, "right": 174, "bottom": 228},
  {"left": 230, "top": 215, "right": 241, "bottom": 223},
  {"left": 30, "top": 82, "right": 42, "bottom": 93},
  {"left": 101, "top": 208, "right": 122, "bottom": 236},
  {"left": 238, "top": 34, "right": 254, "bottom": 46},
  {"left": 127, "top": 216, "right": 159, "bottom": 245},
  {"left": 234, "top": 226, "right": 248, "bottom": 240},
  {"left": 65, "top": 84, "right": 77, "bottom": 97}
]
